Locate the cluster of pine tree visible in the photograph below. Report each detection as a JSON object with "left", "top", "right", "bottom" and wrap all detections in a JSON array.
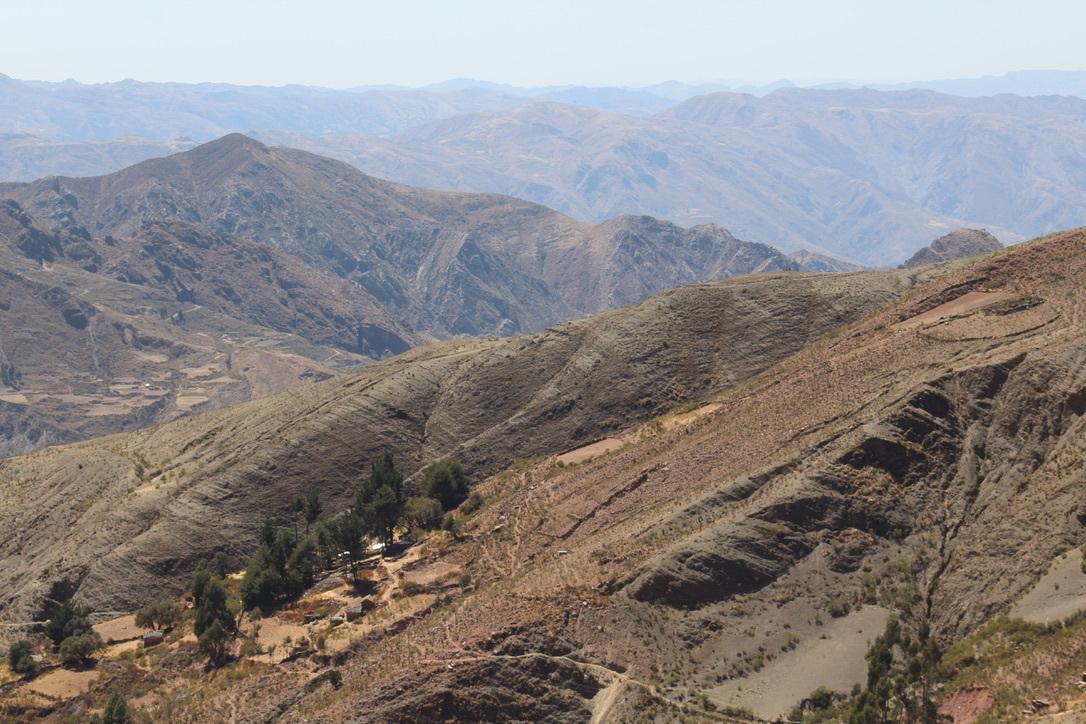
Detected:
[
  {"left": 238, "top": 453, "right": 472, "bottom": 609},
  {"left": 44, "top": 600, "right": 103, "bottom": 667},
  {"left": 239, "top": 520, "right": 319, "bottom": 609},
  {"left": 191, "top": 562, "right": 237, "bottom": 665}
]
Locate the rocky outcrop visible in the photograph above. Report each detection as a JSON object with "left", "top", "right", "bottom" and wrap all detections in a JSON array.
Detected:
[
  {"left": 903, "top": 228, "right": 1003, "bottom": 267},
  {"left": 353, "top": 656, "right": 600, "bottom": 723}
]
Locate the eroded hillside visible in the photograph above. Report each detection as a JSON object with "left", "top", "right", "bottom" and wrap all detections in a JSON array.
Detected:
[
  {"left": 0, "top": 137, "right": 852, "bottom": 455},
  {"left": 0, "top": 268, "right": 923, "bottom": 630},
  {"left": 70, "top": 226, "right": 1085, "bottom": 723},
  {"left": 0, "top": 135, "right": 815, "bottom": 340},
  {"left": 0, "top": 201, "right": 373, "bottom": 456}
]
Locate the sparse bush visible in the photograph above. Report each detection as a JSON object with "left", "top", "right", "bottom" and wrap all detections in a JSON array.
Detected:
[
  {"left": 441, "top": 513, "right": 460, "bottom": 537},
  {"left": 421, "top": 459, "right": 469, "bottom": 510},
  {"left": 7, "top": 639, "right": 37, "bottom": 675},
  {"left": 788, "top": 686, "right": 843, "bottom": 722},
  {"left": 461, "top": 490, "right": 484, "bottom": 514},
  {"left": 60, "top": 631, "right": 103, "bottom": 667},
  {"left": 44, "top": 600, "right": 92, "bottom": 644},
  {"left": 827, "top": 598, "right": 851, "bottom": 618},
  {"left": 197, "top": 619, "right": 231, "bottom": 666},
  {"left": 327, "top": 669, "right": 343, "bottom": 688},
  {"left": 90, "top": 693, "right": 133, "bottom": 724},
  {"left": 239, "top": 639, "right": 264, "bottom": 657},
  {"left": 135, "top": 598, "right": 180, "bottom": 631},
  {"left": 403, "top": 496, "right": 443, "bottom": 530}
]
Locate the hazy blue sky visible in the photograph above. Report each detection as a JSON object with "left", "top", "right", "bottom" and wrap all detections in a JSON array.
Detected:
[{"left": 2, "top": 0, "right": 1084, "bottom": 87}]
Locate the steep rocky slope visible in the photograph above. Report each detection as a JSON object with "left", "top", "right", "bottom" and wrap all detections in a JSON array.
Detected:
[
  {"left": 89, "top": 219, "right": 411, "bottom": 357},
  {"left": 0, "top": 136, "right": 846, "bottom": 456},
  {"left": 902, "top": 227, "right": 1003, "bottom": 267},
  {"left": 0, "top": 135, "right": 817, "bottom": 340},
  {"left": 56, "top": 226, "right": 1086, "bottom": 722},
  {"left": 0, "top": 267, "right": 923, "bottom": 628},
  {"left": 0, "top": 198, "right": 427, "bottom": 454}
]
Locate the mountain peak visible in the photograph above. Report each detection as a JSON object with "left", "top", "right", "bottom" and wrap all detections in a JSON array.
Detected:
[
  {"left": 186, "top": 132, "right": 269, "bottom": 157},
  {"left": 903, "top": 228, "right": 1003, "bottom": 267}
]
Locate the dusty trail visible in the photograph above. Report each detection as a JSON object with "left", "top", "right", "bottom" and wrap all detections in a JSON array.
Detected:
[{"left": 422, "top": 650, "right": 739, "bottom": 722}]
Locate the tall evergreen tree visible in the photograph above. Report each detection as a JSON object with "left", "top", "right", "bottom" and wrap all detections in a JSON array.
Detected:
[
  {"left": 420, "top": 459, "right": 469, "bottom": 510},
  {"left": 356, "top": 452, "right": 405, "bottom": 549},
  {"left": 194, "top": 575, "right": 234, "bottom": 638},
  {"left": 304, "top": 489, "right": 322, "bottom": 534}
]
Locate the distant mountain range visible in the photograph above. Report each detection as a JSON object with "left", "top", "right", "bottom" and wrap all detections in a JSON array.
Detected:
[
  {"left": 262, "top": 89, "right": 1086, "bottom": 263},
  {"left": 4, "top": 70, "right": 1086, "bottom": 145},
  {"left": 412, "top": 70, "right": 1086, "bottom": 102},
  {"left": 847, "top": 69, "right": 1086, "bottom": 98},
  {"left": 3, "top": 74, "right": 1086, "bottom": 263},
  {"left": 0, "top": 73, "right": 523, "bottom": 140},
  {"left": 0, "top": 134, "right": 822, "bottom": 337}
]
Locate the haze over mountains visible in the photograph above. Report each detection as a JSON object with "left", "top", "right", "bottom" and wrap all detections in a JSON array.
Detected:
[
  {"left": 3, "top": 73, "right": 1086, "bottom": 263},
  {"left": 0, "top": 135, "right": 846, "bottom": 455},
  {"left": 6, "top": 51, "right": 1086, "bottom": 722},
  {"left": 273, "top": 89, "right": 1086, "bottom": 264}
]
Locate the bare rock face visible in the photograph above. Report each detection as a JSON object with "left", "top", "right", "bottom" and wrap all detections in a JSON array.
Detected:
[
  {"left": 356, "top": 656, "right": 600, "bottom": 723},
  {"left": 903, "top": 228, "right": 1003, "bottom": 267}
]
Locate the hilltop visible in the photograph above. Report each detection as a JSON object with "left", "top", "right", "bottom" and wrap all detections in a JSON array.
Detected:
[{"left": 902, "top": 227, "right": 1003, "bottom": 268}]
